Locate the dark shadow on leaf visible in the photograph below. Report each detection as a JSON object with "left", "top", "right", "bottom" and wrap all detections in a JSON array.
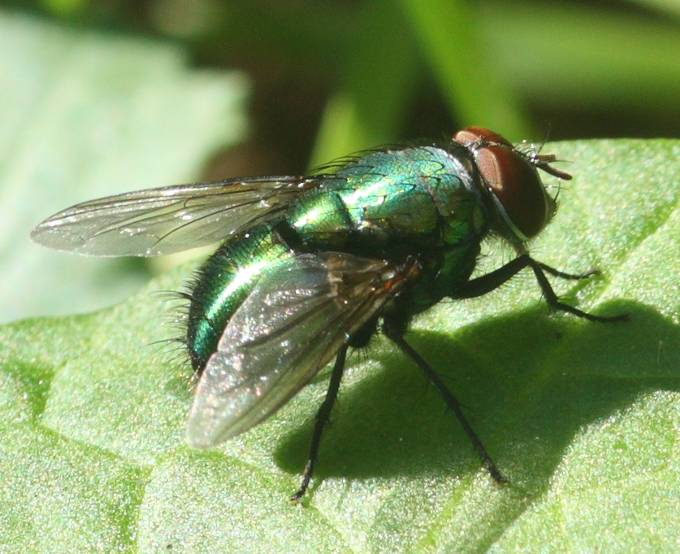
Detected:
[{"left": 274, "top": 300, "right": 680, "bottom": 500}]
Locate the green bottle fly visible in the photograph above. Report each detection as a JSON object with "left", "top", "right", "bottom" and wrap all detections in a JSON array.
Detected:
[{"left": 32, "top": 127, "right": 626, "bottom": 499}]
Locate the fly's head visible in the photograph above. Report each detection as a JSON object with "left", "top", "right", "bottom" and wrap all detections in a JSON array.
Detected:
[{"left": 454, "top": 126, "right": 572, "bottom": 248}]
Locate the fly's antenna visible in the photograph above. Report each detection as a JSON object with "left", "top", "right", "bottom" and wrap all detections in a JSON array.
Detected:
[
  {"left": 528, "top": 127, "right": 573, "bottom": 182},
  {"left": 515, "top": 124, "right": 572, "bottom": 181},
  {"left": 533, "top": 153, "right": 573, "bottom": 181}
]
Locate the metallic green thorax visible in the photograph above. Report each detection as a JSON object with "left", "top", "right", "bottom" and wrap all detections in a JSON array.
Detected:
[{"left": 187, "top": 145, "right": 489, "bottom": 370}]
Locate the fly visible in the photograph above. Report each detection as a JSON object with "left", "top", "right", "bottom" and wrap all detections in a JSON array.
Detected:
[{"left": 31, "top": 127, "right": 627, "bottom": 500}]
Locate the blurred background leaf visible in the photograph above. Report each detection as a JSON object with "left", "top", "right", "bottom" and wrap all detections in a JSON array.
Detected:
[
  {"left": 0, "top": 9, "right": 248, "bottom": 322},
  {"left": 3, "top": 1, "right": 679, "bottom": 172}
]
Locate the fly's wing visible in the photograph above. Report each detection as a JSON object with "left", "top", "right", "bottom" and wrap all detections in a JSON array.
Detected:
[
  {"left": 186, "top": 252, "right": 418, "bottom": 448},
  {"left": 31, "top": 176, "right": 325, "bottom": 256}
]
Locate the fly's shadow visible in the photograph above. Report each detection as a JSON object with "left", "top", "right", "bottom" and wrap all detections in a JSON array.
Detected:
[{"left": 274, "top": 299, "right": 680, "bottom": 496}]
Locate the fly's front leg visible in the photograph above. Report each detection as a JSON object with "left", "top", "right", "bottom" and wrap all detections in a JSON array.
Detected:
[
  {"left": 528, "top": 261, "right": 627, "bottom": 322},
  {"left": 454, "top": 254, "right": 627, "bottom": 323},
  {"left": 291, "top": 344, "right": 348, "bottom": 502},
  {"left": 536, "top": 263, "right": 599, "bottom": 281}
]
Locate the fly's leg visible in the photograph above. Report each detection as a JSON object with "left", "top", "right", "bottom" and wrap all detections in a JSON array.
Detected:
[
  {"left": 385, "top": 326, "right": 507, "bottom": 484},
  {"left": 454, "top": 254, "right": 627, "bottom": 323},
  {"left": 537, "top": 263, "right": 599, "bottom": 280},
  {"left": 529, "top": 262, "right": 627, "bottom": 322},
  {"left": 291, "top": 343, "right": 348, "bottom": 502}
]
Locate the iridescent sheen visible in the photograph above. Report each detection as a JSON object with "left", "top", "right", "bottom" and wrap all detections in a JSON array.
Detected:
[
  {"left": 186, "top": 143, "right": 489, "bottom": 369},
  {"left": 186, "top": 224, "right": 291, "bottom": 370}
]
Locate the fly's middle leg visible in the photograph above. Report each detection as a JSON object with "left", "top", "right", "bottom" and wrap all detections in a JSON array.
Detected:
[{"left": 384, "top": 321, "right": 507, "bottom": 485}]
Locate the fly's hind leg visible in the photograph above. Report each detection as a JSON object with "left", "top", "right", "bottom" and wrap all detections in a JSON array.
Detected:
[
  {"left": 291, "top": 344, "right": 348, "bottom": 501},
  {"left": 384, "top": 321, "right": 507, "bottom": 484},
  {"left": 291, "top": 318, "right": 378, "bottom": 501}
]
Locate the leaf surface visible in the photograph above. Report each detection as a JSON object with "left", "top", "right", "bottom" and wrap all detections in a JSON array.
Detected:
[
  {"left": 0, "top": 10, "right": 248, "bottom": 322},
  {"left": 1, "top": 139, "right": 679, "bottom": 552}
]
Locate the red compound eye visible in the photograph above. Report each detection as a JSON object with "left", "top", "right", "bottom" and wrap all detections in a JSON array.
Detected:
[
  {"left": 454, "top": 126, "right": 512, "bottom": 147},
  {"left": 475, "top": 144, "right": 551, "bottom": 239},
  {"left": 454, "top": 126, "right": 554, "bottom": 240}
]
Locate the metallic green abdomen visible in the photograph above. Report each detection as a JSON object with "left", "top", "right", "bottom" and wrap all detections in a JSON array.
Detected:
[{"left": 186, "top": 224, "right": 290, "bottom": 370}]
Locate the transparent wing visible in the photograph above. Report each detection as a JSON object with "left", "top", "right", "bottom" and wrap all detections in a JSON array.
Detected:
[
  {"left": 186, "top": 252, "right": 418, "bottom": 447},
  {"left": 31, "top": 176, "right": 323, "bottom": 256}
]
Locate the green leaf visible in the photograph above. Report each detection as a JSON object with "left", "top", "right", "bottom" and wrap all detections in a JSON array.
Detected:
[
  {"left": 0, "top": 10, "right": 248, "bottom": 323},
  {"left": 1, "top": 139, "right": 679, "bottom": 552}
]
